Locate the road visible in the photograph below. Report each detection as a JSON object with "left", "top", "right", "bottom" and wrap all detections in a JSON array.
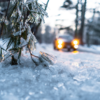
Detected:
[{"left": 40, "top": 43, "right": 99, "bottom": 54}]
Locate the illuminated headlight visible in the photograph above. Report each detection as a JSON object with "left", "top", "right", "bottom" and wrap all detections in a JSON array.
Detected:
[
  {"left": 58, "top": 39, "right": 63, "bottom": 44},
  {"left": 58, "top": 44, "right": 62, "bottom": 49},
  {"left": 56, "top": 39, "right": 64, "bottom": 49},
  {"left": 73, "top": 39, "right": 79, "bottom": 45},
  {"left": 74, "top": 45, "right": 78, "bottom": 49},
  {"left": 73, "top": 40, "right": 78, "bottom": 45}
]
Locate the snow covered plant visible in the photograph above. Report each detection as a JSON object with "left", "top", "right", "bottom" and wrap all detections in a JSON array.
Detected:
[{"left": 0, "top": 0, "right": 49, "bottom": 65}]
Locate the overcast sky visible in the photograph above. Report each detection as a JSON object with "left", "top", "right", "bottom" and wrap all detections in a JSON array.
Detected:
[{"left": 40, "top": 0, "right": 100, "bottom": 29}]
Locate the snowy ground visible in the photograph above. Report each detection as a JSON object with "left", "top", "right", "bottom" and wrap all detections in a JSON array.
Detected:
[
  {"left": 0, "top": 43, "right": 100, "bottom": 100},
  {"left": 78, "top": 45, "right": 100, "bottom": 54}
]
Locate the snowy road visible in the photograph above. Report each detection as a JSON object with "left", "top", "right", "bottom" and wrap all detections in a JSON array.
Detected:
[{"left": 0, "top": 44, "right": 100, "bottom": 100}]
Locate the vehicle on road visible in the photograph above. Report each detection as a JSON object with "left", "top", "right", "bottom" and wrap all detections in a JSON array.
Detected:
[{"left": 53, "top": 34, "right": 79, "bottom": 51}]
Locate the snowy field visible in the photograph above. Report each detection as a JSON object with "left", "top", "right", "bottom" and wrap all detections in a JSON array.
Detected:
[{"left": 0, "top": 43, "right": 100, "bottom": 100}]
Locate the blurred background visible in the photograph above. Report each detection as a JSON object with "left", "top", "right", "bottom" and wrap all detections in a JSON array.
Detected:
[
  {"left": 37, "top": 0, "right": 100, "bottom": 47},
  {"left": 0, "top": 0, "right": 100, "bottom": 47}
]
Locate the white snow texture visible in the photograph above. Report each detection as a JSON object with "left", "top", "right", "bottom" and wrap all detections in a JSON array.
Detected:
[{"left": 0, "top": 43, "right": 100, "bottom": 100}]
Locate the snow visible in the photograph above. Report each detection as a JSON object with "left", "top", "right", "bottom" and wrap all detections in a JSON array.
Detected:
[
  {"left": 0, "top": 43, "right": 100, "bottom": 100},
  {"left": 78, "top": 45, "right": 100, "bottom": 54}
]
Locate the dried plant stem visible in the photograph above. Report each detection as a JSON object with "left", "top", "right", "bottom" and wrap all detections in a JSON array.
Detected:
[{"left": 27, "top": 45, "right": 39, "bottom": 66}]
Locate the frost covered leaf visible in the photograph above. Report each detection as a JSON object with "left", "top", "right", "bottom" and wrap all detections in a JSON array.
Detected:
[
  {"left": 27, "top": 33, "right": 37, "bottom": 51},
  {"left": 4, "top": 19, "right": 9, "bottom": 25},
  {"left": 13, "top": 31, "right": 21, "bottom": 36},
  {"left": 40, "top": 51, "right": 56, "bottom": 65},
  {"left": 13, "top": 28, "right": 26, "bottom": 36},
  {"left": 6, "top": 37, "right": 14, "bottom": 50},
  {"left": 7, "top": 2, "right": 17, "bottom": 19}
]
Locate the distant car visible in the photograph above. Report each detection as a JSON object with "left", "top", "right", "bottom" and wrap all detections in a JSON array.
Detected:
[{"left": 53, "top": 34, "right": 79, "bottom": 51}]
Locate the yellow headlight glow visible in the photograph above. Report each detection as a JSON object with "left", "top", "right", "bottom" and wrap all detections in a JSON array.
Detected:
[
  {"left": 56, "top": 39, "right": 64, "bottom": 49},
  {"left": 73, "top": 40, "right": 78, "bottom": 44},
  {"left": 58, "top": 39, "right": 63, "bottom": 44},
  {"left": 73, "top": 39, "right": 79, "bottom": 45},
  {"left": 58, "top": 44, "right": 62, "bottom": 49},
  {"left": 74, "top": 45, "right": 78, "bottom": 49}
]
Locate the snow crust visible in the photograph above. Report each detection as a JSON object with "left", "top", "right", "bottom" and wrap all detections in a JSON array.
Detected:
[{"left": 0, "top": 43, "right": 100, "bottom": 100}]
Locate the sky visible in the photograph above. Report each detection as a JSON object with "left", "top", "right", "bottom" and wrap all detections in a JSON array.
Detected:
[{"left": 40, "top": 0, "right": 100, "bottom": 30}]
